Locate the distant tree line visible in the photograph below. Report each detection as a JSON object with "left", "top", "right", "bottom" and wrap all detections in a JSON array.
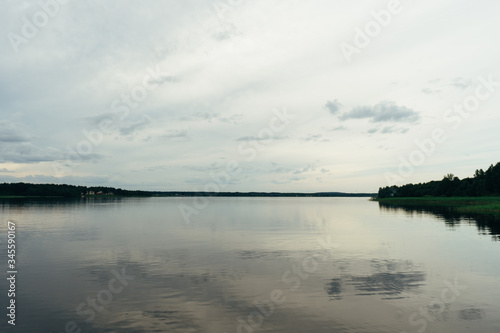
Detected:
[
  {"left": 149, "top": 191, "right": 376, "bottom": 197},
  {"left": 0, "top": 182, "right": 376, "bottom": 198},
  {"left": 378, "top": 162, "right": 500, "bottom": 198},
  {"left": 0, "top": 183, "right": 151, "bottom": 197}
]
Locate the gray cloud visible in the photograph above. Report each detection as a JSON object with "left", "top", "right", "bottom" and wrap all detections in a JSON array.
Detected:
[
  {"left": 192, "top": 112, "right": 220, "bottom": 122},
  {"left": 0, "top": 121, "right": 70, "bottom": 163},
  {"left": 327, "top": 126, "right": 346, "bottom": 132},
  {"left": 85, "top": 113, "right": 151, "bottom": 138},
  {"left": 381, "top": 126, "right": 409, "bottom": 134},
  {"left": 324, "top": 99, "right": 342, "bottom": 115},
  {"left": 271, "top": 179, "right": 292, "bottom": 185},
  {"left": 0, "top": 121, "right": 30, "bottom": 143},
  {"left": 220, "top": 114, "right": 244, "bottom": 125},
  {"left": 181, "top": 112, "right": 244, "bottom": 125},
  {"left": 302, "top": 134, "right": 323, "bottom": 142},
  {"left": 421, "top": 88, "right": 441, "bottom": 95},
  {"left": 161, "top": 129, "right": 189, "bottom": 140},
  {"left": 274, "top": 167, "right": 292, "bottom": 173},
  {"left": 0, "top": 119, "right": 105, "bottom": 164},
  {"left": 0, "top": 132, "right": 28, "bottom": 143},
  {"left": 271, "top": 176, "right": 306, "bottom": 184},
  {"left": 340, "top": 101, "right": 420, "bottom": 123},
  {"left": 119, "top": 116, "right": 153, "bottom": 137},
  {"left": 0, "top": 174, "right": 110, "bottom": 186},
  {"left": 368, "top": 126, "right": 410, "bottom": 134},
  {"left": 235, "top": 135, "right": 287, "bottom": 141},
  {"left": 293, "top": 164, "right": 317, "bottom": 175},
  {"left": 381, "top": 127, "right": 394, "bottom": 134},
  {"left": 183, "top": 163, "right": 221, "bottom": 172},
  {"left": 86, "top": 113, "right": 118, "bottom": 128},
  {"left": 0, "top": 143, "right": 63, "bottom": 163},
  {"left": 450, "top": 77, "right": 472, "bottom": 89}
]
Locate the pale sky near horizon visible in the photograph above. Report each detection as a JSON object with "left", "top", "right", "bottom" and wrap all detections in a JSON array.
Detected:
[{"left": 1, "top": 0, "right": 500, "bottom": 192}]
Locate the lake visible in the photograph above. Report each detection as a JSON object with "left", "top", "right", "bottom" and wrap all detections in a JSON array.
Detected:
[{"left": 1, "top": 197, "right": 499, "bottom": 332}]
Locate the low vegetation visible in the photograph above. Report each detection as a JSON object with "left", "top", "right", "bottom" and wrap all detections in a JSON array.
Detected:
[{"left": 376, "top": 196, "right": 500, "bottom": 214}]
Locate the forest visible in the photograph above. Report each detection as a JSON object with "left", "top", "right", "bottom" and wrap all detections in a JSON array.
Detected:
[
  {"left": 0, "top": 183, "right": 151, "bottom": 198},
  {"left": 378, "top": 161, "right": 500, "bottom": 198},
  {"left": 0, "top": 182, "right": 375, "bottom": 198}
]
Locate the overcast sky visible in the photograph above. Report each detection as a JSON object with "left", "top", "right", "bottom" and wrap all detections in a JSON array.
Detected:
[{"left": 1, "top": 0, "right": 500, "bottom": 192}]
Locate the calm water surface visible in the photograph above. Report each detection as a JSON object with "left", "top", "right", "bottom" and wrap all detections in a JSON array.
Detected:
[{"left": 0, "top": 197, "right": 499, "bottom": 332}]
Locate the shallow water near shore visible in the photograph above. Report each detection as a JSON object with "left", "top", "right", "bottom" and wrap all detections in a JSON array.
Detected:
[{"left": 1, "top": 197, "right": 499, "bottom": 332}]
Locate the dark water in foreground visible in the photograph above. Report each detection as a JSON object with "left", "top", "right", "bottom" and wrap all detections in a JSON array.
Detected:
[{"left": 0, "top": 197, "right": 499, "bottom": 332}]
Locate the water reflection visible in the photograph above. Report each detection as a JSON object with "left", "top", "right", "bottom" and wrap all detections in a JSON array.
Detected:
[
  {"left": 459, "top": 307, "right": 485, "bottom": 320},
  {"left": 325, "top": 259, "right": 426, "bottom": 301},
  {"left": 0, "top": 197, "right": 499, "bottom": 333},
  {"left": 378, "top": 202, "right": 500, "bottom": 240},
  {"left": 325, "top": 278, "right": 343, "bottom": 300}
]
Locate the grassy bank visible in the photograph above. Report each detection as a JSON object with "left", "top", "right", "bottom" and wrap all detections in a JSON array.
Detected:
[{"left": 375, "top": 196, "right": 500, "bottom": 214}]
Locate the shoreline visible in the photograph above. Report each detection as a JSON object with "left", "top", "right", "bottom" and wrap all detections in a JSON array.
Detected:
[
  {"left": 1, "top": 193, "right": 376, "bottom": 199},
  {"left": 375, "top": 196, "right": 500, "bottom": 214}
]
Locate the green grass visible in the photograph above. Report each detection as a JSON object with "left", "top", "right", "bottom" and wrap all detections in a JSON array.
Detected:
[{"left": 375, "top": 196, "right": 500, "bottom": 214}]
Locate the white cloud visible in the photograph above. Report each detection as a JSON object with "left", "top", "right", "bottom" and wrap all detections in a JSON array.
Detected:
[{"left": 340, "top": 101, "right": 420, "bottom": 123}]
